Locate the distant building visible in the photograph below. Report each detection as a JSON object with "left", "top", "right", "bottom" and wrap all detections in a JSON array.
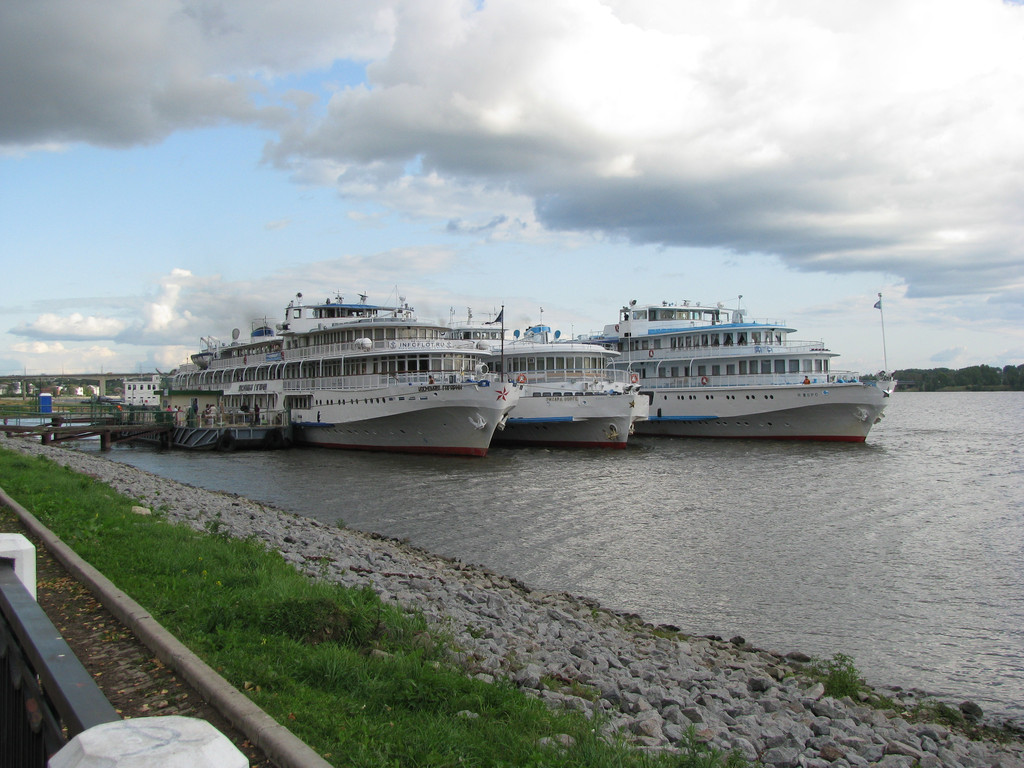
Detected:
[{"left": 123, "top": 374, "right": 163, "bottom": 407}]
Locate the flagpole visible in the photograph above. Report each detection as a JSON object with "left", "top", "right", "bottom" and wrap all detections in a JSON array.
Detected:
[
  {"left": 876, "top": 293, "right": 889, "bottom": 373},
  {"left": 500, "top": 304, "right": 506, "bottom": 383}
]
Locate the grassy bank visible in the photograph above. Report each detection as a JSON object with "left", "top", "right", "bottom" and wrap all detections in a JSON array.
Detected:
[{"left": 0, "top": 447, "right": 743, "bottom": 768}]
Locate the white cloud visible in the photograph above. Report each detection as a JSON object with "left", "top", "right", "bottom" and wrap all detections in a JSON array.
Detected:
[
  {"left": 14, "top": 313, "right": 127, "bottom": 340},
  {"left": 3, "top": 0, "right": 1024, "bottom": 330},
  {"left": 12, "top": 340, "right": 68, "bottom": 355},
  {"left": 264, "top": 0, "right": 1024, "bottom": 305}
]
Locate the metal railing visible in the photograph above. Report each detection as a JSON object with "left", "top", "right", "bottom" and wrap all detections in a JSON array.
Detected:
[
  {"left": 0, "top": 560, "right": 119, "bottom": 768},
  {"left": 282, "top": 337, "right": 482, "bottom": 362},
  {"left": 283, "top": 370, "right": 502, "bottom": 392},
  {"left": 636, "top": 371, "right": 866, "bottom": 389},
  {"left": 624, "top": 339, "right": 831, "bottom": 359}
]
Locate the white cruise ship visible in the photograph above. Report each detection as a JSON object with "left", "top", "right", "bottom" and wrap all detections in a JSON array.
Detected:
[
  {"left": 588, "top": 299, "right": 891, "bottom": 442},
  {"left": 447, "top": 312, "right": 648, "bottom": 448},
  {"left": 279, "top": 294, "right": 521, "bottom": 456}
]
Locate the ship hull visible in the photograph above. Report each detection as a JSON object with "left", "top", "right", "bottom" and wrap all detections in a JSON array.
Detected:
[
  {"left": 495, "top": 392, "right": 642, "bottom": 448},
  {"left": 637, "top": 382, "right": 888, "bottom": 442},
  {"left": 290, "top": 381, "right": 518, "bottom": 456}
]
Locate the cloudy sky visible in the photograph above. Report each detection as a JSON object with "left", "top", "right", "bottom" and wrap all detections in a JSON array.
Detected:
[{"left": 2, "top": 0, "right": 1023, "bottom": 378}]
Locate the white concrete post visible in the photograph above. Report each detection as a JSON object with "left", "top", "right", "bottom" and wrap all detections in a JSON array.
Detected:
[
  {"left": 48, "top": 716, "right": 249, "bottom": 768},
  {"left": 0, "top": 532, "right": 36, "bottom": 600}
]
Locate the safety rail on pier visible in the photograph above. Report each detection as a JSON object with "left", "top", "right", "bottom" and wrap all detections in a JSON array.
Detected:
[{"left": 0, "top": 556, "right": 120, "bottom": 768}]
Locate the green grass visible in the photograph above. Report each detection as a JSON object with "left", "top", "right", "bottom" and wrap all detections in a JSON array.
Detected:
[
  {"left": 0, "top": 447, "right": 745, "bottom": 768},
  {"left": 806, "top": 652, "right": 864, "bottom": 699}
]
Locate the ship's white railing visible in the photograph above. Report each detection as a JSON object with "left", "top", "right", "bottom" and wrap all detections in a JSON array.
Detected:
[
  {"left": 282, "top": 371, "right": 507, "bottom": 392},
  {"left": 627, "top": 339, "right": 830, "bottom": 359},
  {"left": 637, "top": 371, "right": 866, "bottom": 389},
  {"left": 207, "top": 350, "right": 282, "bottom": 370},
  {"left": 282, "top": 338, "right": 482, "bottom": 362},
  {"left": 501, "top": 368, "right": 635, "bottom": 387}
]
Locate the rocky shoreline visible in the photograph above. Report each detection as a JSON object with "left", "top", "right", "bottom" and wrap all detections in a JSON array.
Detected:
[{"left": 4, "top": 435, "right": 1022, "bottom": 768}]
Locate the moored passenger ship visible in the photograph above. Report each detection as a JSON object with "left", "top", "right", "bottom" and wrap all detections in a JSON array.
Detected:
[
  {"left": 447, "top": 314, "right": 648, "bottom": 448},
  {"left": 588, "top": 299, "right": 892, "bottom": 442},
  {"left": 278, "top": 293, "right": 521, "bottom": 456}
]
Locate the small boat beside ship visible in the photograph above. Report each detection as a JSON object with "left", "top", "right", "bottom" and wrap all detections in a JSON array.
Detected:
[
  {"left": 586, "top": 299, "right": 892, "bottom": 442},
  {"left": 447, "top": 312, "right": 647, "bottom": 448}
]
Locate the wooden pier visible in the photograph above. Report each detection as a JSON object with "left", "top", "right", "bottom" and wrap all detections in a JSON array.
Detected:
[
  {"left": 1, "top": 415, "right": 170, "bottom": 451},
  {"left": 2, "top": 405, "right": 290, "bottom": 452}
]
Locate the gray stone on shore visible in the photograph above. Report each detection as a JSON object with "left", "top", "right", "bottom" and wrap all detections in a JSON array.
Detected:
[{"left": 4, "top": 435, "right": 1023, "bottom": 768}]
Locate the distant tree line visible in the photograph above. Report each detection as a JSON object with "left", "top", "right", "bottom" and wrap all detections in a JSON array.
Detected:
[{"left": 879, "top": 364, "right": 1024, "bottom": 391}]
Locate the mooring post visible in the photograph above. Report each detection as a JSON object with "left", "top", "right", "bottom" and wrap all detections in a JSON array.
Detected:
[
  {"left": 48, "top": 716, "right": 249, "bottom": 768},
  {"left": 100, "top": 431, "right": 111, "bottom": 451},
  {"left": 0, "top": 533, "right": 36, "bottom": 599}
]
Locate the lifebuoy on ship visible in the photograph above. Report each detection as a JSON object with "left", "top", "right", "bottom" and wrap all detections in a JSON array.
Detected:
[
  {"left": 630, "top": 373, "right": 639, "bottom": 384},
  {"left": 648, "top": 349, "right": 654, "bottom": 357},
  {"left": 516, "top": 373, "right": 528, "bottom": 384},
  {"left": 700, "top": 376, "right": 709, "bottom": 385}
]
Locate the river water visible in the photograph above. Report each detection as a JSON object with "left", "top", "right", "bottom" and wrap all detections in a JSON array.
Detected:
[{"left": 80, "top": 392, "right": 1023, "bottom": 725}]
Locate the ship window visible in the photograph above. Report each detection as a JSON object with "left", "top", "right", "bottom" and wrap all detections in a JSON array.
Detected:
[
  {"left": 789, "top": 360, "right": 800, "bottom": 373},
  {"left": 697, "top": 365, "right": 707, "bottom": 376},
  {"left": 774, "top": 360, "right": 786, "bottom": 374},
  {"left": 761, "top": 361, "right": 772, "bottom": 374},
  {"left": 711, "top": 365, "right": 721, "bottom": 376},
  {"left": 726, "top": 364, "right": 736, "bottom": 375},
  {"left": 752, "top": 332, "right": 761, "bottom": 344},
  {"left": 739, "top": 361, "right": 747, "bottom": 375},
  {"left": 814, "top": 359, "right": 823, "bottom": 372}
]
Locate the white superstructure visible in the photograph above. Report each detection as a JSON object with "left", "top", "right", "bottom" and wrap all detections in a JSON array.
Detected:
[{"left": 588, "top": 299, "right": 891, "bottom": 442}]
